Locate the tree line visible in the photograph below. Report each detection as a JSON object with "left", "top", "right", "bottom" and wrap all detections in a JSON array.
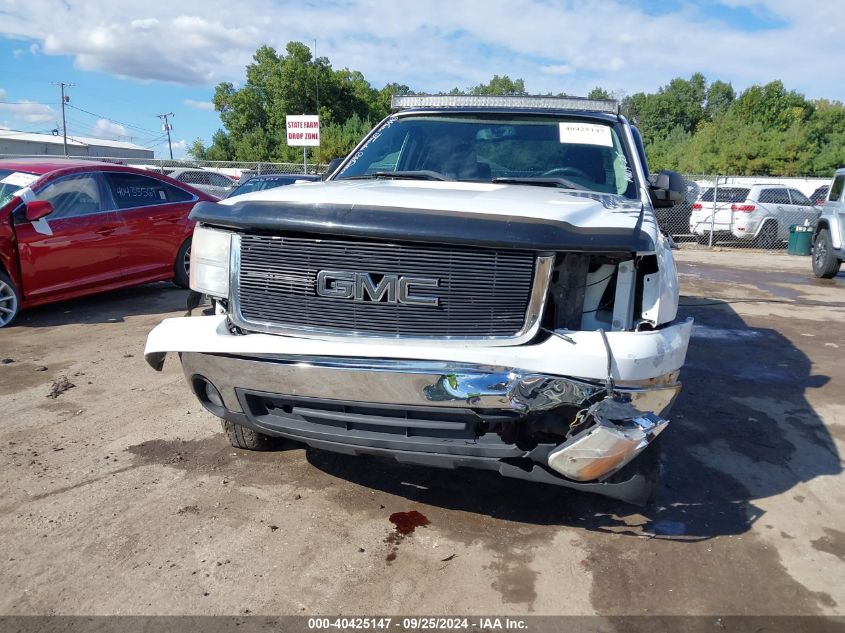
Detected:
[{"left": 190, "top": 41, "right": 845, "bottom": 177}]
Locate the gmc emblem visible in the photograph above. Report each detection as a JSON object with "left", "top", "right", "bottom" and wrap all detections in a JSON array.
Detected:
[{"left": 315, "top": 270, "right": 439, "bottom": 307}]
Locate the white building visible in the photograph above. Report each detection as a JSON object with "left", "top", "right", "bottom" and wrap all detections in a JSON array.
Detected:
[{"left": 0, "top": 130, "right": 153, "bottom": 159}]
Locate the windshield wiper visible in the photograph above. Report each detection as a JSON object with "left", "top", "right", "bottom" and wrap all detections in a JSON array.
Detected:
[
  {"left": 492, "top": 177, "right": 588, "bottom": 191},
  {"left": 343, "top": 170, "right": 447, "bottom": 181}
]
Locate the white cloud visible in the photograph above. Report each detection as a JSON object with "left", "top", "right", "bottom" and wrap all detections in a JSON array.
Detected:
[
  {"left": 160, "top": 138, "right": 188, "bottom": 159},
  {"left": 0, "top": 97, "right": 56, "bottom": 123},
  {"left": 0, "top": 1, "right": 841, "bottom": 100},
  {"left": 184, "top": 99, "right": 214, "bottom": 110},
  {"left": 28, "top": 42, "right": 38, "bottom": 55},
  {"left": 541, "top": 64, "right": 575, "bottom": 76},
  {"left": 12, "top": 48, "right": 23, "bottom": 58},
  {"left": 91, "top": 118, "right": 127, "bottom": 140}
]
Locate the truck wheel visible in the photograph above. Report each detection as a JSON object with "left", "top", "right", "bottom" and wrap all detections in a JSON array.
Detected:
[
  {"left": 695, "top": 233, "right": 709, "bottom": 245},
  {"left": 173, "top": 238, "right": 191, "bottom": 289},
  {"left": 812, "top": 229, "right": 842, "bottom": 279},
  {"left": 221, "top": 420, "right": 279, "bottom": 451},
  {"left": 0, "top": 271, "right": 20, "bottom": 328}
]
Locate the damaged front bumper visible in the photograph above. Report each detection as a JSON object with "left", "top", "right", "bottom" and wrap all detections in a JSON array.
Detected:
[{"left": 145, "top": 315, "right": 693, "bottom": 504}]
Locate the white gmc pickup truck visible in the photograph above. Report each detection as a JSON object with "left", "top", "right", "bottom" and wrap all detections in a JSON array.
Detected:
[{"left": 145, "top": 95, "right": 692, "bottom": 505}]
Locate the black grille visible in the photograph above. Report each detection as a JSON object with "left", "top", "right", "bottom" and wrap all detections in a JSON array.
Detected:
[{"left": 235, "top": 234, "right": 536, "bottom": 338}]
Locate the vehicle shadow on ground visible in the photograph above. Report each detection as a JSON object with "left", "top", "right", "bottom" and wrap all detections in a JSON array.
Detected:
[
  {"left": 9, "top": 283, "right": 190, "bottom": 328},
  {"left": 307, "top": 300, "right": 840, "bottom": 540}
]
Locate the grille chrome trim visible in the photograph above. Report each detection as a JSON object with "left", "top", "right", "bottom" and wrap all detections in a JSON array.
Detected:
[{"left": 228, "top": 233, "right": 553, "bottom": 346}]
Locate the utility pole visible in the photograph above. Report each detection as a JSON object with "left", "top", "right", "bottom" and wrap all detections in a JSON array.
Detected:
[
  {"left": 157, "top": 112, "right": 175, "bottom": 160},
  {"left": 52, "top": 81, "right": 74, "bottom": 156}
]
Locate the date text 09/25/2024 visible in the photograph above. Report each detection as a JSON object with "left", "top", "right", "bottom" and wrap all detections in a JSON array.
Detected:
[{"left": 307, "top": 618, "right": 528, "bottom": 630}]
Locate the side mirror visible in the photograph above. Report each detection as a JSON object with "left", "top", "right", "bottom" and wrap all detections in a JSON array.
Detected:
[
  {"left": 322, "top": 157, "right": 344, "bottom": 181},
  {"left": 26, "top": 200, "right": 54, "bottom": 222},
  {"left": 649, "top": 170, "right": 685, "bottom": 208}
]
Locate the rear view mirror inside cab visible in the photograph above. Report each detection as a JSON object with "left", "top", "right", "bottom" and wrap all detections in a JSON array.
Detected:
[{"left": 25, "top": 200, "right": 54, "bottom": 222}]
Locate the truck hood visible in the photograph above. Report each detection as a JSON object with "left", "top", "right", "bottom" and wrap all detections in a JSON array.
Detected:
[{"left": 193, "top": 180, "right": 657, "bottom": 253}]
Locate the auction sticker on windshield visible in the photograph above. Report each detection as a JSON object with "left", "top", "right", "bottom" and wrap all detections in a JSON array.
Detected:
[
  {"left": 0, "top": 171, "right": 39, "bottom": 188},
  {"left": 558, "top": 122, "right": 612, "bottom": 147}
]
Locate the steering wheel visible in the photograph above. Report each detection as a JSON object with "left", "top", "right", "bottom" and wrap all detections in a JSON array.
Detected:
[{"left": 541, "top": 166, "right": 591, "bottom": 180}]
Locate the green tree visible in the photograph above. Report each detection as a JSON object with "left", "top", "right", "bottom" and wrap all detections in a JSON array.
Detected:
[
  {"left": 627, "top": 73, "right": 707, "bottom": 146},
  {"left": 469, "top": 75, "right": 527, "bottom": 95},
  {"left": 704, "top": 80, "right": 735, "bottom": 120},
  {"left": 732, "top": 80, "right": 813, "bottom": 131},
  {"left": 189, "top": 45, "right": 845, "bottom": 178},
  {"left": 587, "top": 87, "right": 611, "bottom": 100},
  {"left": 202, "top": 42, "right": 384, "bottom": 161}
]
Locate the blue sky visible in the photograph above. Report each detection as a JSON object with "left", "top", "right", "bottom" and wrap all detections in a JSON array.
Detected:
[{"left": 0, "top": 0, "right": 837, "bottom": 159}]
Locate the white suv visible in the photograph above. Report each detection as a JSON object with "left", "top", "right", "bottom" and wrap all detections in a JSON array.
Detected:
[
  {"left": 690, "top": 183, "right": 820, "bottom": 248},
  {"left": 812, "top": 169, "right": 845, "bottom": 278}
]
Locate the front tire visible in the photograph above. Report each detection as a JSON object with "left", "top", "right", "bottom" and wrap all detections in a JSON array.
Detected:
[
  {"left": 221, "top": 420, "right": 280, "bottom": 451},
  {"left": 0, "top": 271, "right": 20, "bottom": 328},
  {"left": 812, "top": 229, "right": 842, "bottom": 278},
  {"left": 173, "top": 237, "right": 191, "bottom": 289}
]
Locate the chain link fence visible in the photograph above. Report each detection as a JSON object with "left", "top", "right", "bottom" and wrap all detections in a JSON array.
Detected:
[{"left": 667, "top": 174, "right": 830, "bottom": 250}]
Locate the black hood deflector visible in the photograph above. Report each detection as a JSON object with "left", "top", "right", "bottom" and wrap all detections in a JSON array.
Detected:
[{"left": 190, "top": 200, "right": 654, "bottom": 253}]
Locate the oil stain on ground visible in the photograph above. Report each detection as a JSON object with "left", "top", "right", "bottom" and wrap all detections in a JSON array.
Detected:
[
  {"left": 306, "top": 449, "right": 580, "bottom": 609},
  {"left": 385, "top": 510, "right": 429, "bottom": 563}
]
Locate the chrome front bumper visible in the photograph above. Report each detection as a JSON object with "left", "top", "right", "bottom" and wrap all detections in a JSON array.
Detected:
[
  {"left": 178, "top": 352, "right": 678, "bottom": 505},
  {"left": 145, "top": 316, "right": 692, "bottom": 504},
  {"left": 180, "top": 352, "right": 681, "bottom": 418}
]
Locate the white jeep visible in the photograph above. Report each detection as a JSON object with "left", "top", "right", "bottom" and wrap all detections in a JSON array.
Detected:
[
  {"left": 690, "top": 183, "right": 820, "bottom": 248},
  {"left": 145, "top": 95, "right": 693, "bottom": 505}
]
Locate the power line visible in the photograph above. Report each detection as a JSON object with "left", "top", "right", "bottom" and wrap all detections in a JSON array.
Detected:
[
  {"left": 67, "top": 104, "right": 159, "bottom": 135},
  {"left": 143, "top": 134, "right": 170, "bottom": 148}
]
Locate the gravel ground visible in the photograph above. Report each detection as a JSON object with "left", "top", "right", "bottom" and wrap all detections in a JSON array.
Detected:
[{"left": 0, "top": 248, "right": 843, "bottom": 619}]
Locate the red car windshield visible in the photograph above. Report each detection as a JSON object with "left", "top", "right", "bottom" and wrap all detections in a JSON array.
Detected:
[{"left": 0, "top": 168, "right": 40, "bottom": 208}]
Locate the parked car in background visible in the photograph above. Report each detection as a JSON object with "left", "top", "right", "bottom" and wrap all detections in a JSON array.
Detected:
[
  {"left": 812, "top": 170, "right": 845, "bottom": 278},
  {"left": 690, "top": 184, "right": 820, "bottom": 248},
  {"left": 0, "top": 158, "right": 215, "bottom": 327},
  {"left": 810, "top": 185, "right": 829, "bottom": 207},
  {"left": 226, "top": 174, "right": 319, "bottom": 198},
  {"left": 163, "top": 168, "right": 235, "bottom": 199}
]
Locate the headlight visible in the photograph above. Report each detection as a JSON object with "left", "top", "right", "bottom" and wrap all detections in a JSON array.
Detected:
[{"left": 189, "top": 225, "right": 231, "bottom": 298}]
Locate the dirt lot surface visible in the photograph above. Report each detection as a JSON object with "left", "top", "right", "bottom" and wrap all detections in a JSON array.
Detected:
[{"left": 0, "top": 247, "right": 843, "bottom": 618}]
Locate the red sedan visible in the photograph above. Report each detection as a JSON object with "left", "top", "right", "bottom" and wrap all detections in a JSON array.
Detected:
[{"left": 0, "top": 158, "right": 215, "bottom": 327}]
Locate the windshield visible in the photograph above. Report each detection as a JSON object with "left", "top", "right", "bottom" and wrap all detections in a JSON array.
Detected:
[
  {"left": 700, "top": 187, "right": 750, "bottom": 203},
  {"left": 0, "top": 169, "right": 39, "bottom": 208},
  {"left": 335, "top": 114, "right": 638, "bottom": 198}
]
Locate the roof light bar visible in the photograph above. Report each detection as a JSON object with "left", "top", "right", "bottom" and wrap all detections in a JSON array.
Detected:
[{"left": 391, "top": 94, "right": 620, "bottom": 114}]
